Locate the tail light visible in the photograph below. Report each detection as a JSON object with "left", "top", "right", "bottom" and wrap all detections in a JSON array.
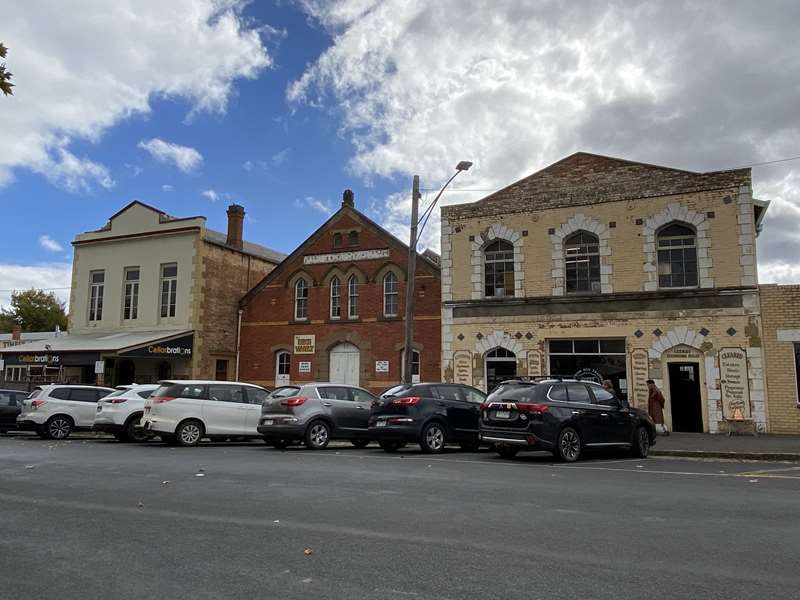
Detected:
[
  {"left": 479, "top": 402, "right": 489, "bottom": 411},
  {"left": 516, "top": 403, "right": 549, "bottom": 414},
  {"left": 107, "top": 398, "right": 128, "bottom": 404},
  {"left": 391, "top": 396, "right": 421, "bottom": 406},
  {"left": 31, "top": 399, "right": 46, "bottom": 410},
  {"left": 281, "top": 397, "right": 307, "bottom": 406},
  {"left": 151, "top": 396, "right": 176, "bottom": 404}
]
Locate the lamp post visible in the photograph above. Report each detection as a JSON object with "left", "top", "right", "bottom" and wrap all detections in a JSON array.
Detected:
[{"left": 402, "top": 161, "right": 472, "bottom": 384}]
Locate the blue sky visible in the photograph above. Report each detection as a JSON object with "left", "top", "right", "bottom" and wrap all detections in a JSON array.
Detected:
[{"left": 2, "top": 1, "right": 799, "bottom": 309}]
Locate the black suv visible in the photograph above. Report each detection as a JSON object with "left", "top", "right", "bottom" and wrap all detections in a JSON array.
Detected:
[
  {"left": 368, "top": 383, "right": 487, "bottom": 453},
  {"left": 479, "top": 379, "right": 655, "bottom": 462}
]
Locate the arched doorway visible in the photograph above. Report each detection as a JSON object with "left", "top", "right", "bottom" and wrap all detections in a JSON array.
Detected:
[
  {"left": 276, "top": 351, "right": 291, "bottom": 386},
  {"left": 329, "top": 342, "right": 360, "bottom": 386},
  {"left": 485, "top": 347, "right": 517, "bottom": 393}
]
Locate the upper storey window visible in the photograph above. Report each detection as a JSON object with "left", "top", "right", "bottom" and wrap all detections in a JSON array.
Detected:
[
  {"left": 484, "top": 240, "right": 514, "bottom": 298},
  {"left": 383, "top": 272, "right": 399, "bottom": 317},
  {"left": 295, "top": 278, "right": 309, "bottom": 320},
  {"left": 348, "top": 230, "right": 359, "bottom": 246},
  {"left": 564, "top": 231, "right": 600, "bottom": 294},
  {"left": 657, "top": 223, "right": 698, "bottom": 288}
]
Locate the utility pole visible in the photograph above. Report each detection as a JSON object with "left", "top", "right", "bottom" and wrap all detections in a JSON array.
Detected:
[{"left": 402, "top": 175, "right": 421, "bottom": 385}]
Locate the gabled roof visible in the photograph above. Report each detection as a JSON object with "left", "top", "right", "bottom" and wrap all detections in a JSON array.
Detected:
[
  {"left": 444, "top": 152, "right": 751, "bottom": 218},
  {"left": 240, "top": 202, "right": 439, "bottom": 306},
  {"left": 203, "top": 229, "right": 286, "bottom": 264},
  {"left": 105, "top": 200, "right": 205, "bottom": 225}
]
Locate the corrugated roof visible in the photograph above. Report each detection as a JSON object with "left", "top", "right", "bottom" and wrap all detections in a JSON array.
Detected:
[
  {"left": 204, "top": 229, "right": 286, "bottom": 264},
  {"left": 0, "top": 330, "right": 191, "bottom": 354}
]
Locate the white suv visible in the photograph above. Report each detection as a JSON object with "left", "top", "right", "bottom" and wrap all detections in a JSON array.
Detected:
[
  {"left": 17, "top": 385, "right": 115, "bottom": 440},
  {"left": 140, "top": 380, "right": 269, "bottom": 446},
  {"left": 93, "top": 384, "right": 159, "bottom": 442}
]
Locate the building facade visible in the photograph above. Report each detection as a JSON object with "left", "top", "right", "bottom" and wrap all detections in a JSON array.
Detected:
[
  {"left": 0, "top": 201, "right": 283, "bottom": 386},
  {"left": 441, "top": 153, "right": 771, "bottom": 434},
  {"left": 239, "top": 190, "right": 441, "bottom": 395}
]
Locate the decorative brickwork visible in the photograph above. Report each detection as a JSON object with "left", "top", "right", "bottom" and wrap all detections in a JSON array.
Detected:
[
  {"left": 469, "top": 223, "right": 524, "bottom": 300},
  {"left": 549, "top": 213, "right": 612, "bottom": 295}
]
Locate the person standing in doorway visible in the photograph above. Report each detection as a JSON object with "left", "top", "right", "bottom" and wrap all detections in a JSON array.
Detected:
[
  {"left": 647, "top": 379, "right": 669, "bottom": 435},
  {"left": 602, "top": 379, "right": 614, "bottom": 394}
]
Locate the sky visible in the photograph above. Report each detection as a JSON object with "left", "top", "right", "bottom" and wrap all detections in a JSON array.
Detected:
[{"left": 1, "top": 0, "right": 799, "bottom": 311}]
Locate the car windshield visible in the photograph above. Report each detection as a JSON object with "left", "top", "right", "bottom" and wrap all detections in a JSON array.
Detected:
[
  {"left": 381, "top": 384, "right": 413, "bottom": 398},
  {"left": 269, "top": 386, "right": 302, "bottom": 398},
  {"left": 493, "top": 385, "right": 539, "bottom": 403}
]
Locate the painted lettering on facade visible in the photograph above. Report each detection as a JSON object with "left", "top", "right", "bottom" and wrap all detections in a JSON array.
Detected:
[
  {"left": 294, "top": 335, "right": 316, "bottom": 354},
  {"left": 630, "top": 349, "right": 649, "bottom": 410},
  {"left": 719, "top": 347, "right": 751, "bottom": 420},
  {"left": 453, "top": 350, "right": 472, "bottom": 386},
  {"left": 303, "top": 248, "right": 390, "bottom": 265}
]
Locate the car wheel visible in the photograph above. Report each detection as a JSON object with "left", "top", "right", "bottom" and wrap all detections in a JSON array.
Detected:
[
  {"left": 419, "top": 422, "right": 446, "bottom": 454},
  {"left": 175, "top": 420, "right": 203, "bottom": 447},
  {"left": 113, "top": 432, "right": 128, "bottom": 442},
  {"left": 305, "top": 421, "right": 330, "bottom": 450},
  {"left": 125, "top": 416, "right": 151, "bottom": 443},
  {"left": 555, "top": 427, "right": 582, "bottom": 462},
  {"left": 45, "top": 416, "right": 73, "bottom": 440},
  {"left": 351, "top": 439, "right": 370, "bottom": 449},
  {"left": 459, "top": 441, "right": 480, "bottom": 452},
  {"left": 496, "top": 445, "right": 519, "bottom": 459},
  {"left": 631, "top": 425, "right": 651, "bottom": 458},
  {"left": 379, "top": 440, "right": 404, "bottom": 452}
]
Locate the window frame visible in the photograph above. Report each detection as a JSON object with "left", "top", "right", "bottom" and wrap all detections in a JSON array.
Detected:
[
  {"left": 383, "top": 272, "right": 399, "bottom": 317},
  {"left": 348, "top": 275, "right": 359, "bottom": 319},
  {"left": 656, "top": 222, "right": 698, "bottom": 289},
  {"left": 159, "top": 263, "right": 178, "bottom": 318},
  {"left": 330, "top": 276, "right": 341, "bottom": 319},
  {"left": 123, "top": 267, "right": 140, "bottom": 321},
  {"left": 88, "top": 270, "right": 105, "bottom": 321},
  {"left": 276, "top": 351, "right": 291, "bottom": 376},
  {"left": 294, "top": 278, "right": 309, "bottom": 321},
  {"left": 564, "top": 230, "right": 601, "bottom": 294},
  {"left": 402, "top": 349, "right": 421, "bottom": 383},
  {"left": 483, "top": 240, "right": 515, "bottom": 298}
]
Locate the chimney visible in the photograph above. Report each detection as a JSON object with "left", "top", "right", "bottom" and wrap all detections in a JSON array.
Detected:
[
  {"left": 342, "top": 189, "right": 354, "bottom": 208},
  {"left": 226, "top": 204, "right": 245, "bottom": 250},
  {"left": 11, "top": 324, "right": 21, "bottom": 342}
]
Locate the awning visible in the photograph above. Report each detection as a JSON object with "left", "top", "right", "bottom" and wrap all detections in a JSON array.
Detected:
[{"left": 0, "top": 330, "right": 193, "bottom": 366}]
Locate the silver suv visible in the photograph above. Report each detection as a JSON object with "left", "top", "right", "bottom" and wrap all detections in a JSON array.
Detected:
[{"left": 258, "top": 383, "right": 378, "bottom": 449}]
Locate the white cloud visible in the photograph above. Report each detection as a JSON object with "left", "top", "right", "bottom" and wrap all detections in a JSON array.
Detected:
[
  {"left": 1, "top": 1, "right": 271, "bottom": 191},
  {"left": 271, "top": 148, "right": 291, "bottom": 165},
  {"left": 0, "top": 263, "right": 73, "bottom": 311},
  {"left": 202, "top": 189, "right": 220, "bottom": 202},
  {"left": 295, "top": 196, "right": 333, "bottom": 215},
  {"left": 162, "top": 184, "right": 174, "bottom": 192},
  {"left": 138, "top": 138, "right": 203, "bottom": 173},
  {"left": 38, "top": 235, "right": 63, "bottom": 253},
  {"left": 294, "top": 1, "right": 800, "bottom": 279}
]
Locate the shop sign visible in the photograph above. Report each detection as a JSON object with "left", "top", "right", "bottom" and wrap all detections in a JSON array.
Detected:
[
  {"left": 375, "top": 360, "right": 389, "bottom": 373},
  {"left": 630, "top": 349, "right": 650, "bottom": 410},
  {"left": 12, "top": 353, "right": 60, "bottom": 365},
  {"left": 298, "top": 361, "right": 311, "bottom": 373},
  {"left": 294, "top": 335, "right": 315, "bottom": 354},
  {"left": 719, "top": 347, "right": 751, "bottom": 420},
  {"left": 303, "top": 248, "right": 390, "bottom": 265},
  {"left": 94, "top": 360, "right": 105, "bottom": 375},
  {"left": 120, "top": 334, "right": 193, "bottom": 358},
  {"left": 665, "top": 345, "right": 702, "bottom": 359},
  {"left": 453, "top": 351, "right": 472, "bottom": 386}
]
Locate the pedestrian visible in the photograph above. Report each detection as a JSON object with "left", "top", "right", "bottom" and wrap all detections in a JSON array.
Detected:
[
  {"left": 602, "top": 379, "right": 614, "bottom": 394},
  {"left": 647, "top": 379, "right": 669, "bottom": 435}
]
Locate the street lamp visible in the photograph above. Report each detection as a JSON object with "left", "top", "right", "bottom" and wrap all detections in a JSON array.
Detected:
[{"left": 403, "top": 161, "right": 472, "bottom": 385}]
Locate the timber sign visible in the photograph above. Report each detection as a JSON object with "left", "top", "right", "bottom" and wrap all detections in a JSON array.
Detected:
[
  {"left": 303, "top": 248, "right": 390, "bottom": 265},
  {"left": 719, "top": 347, "right": 751, "bottom": 420}
]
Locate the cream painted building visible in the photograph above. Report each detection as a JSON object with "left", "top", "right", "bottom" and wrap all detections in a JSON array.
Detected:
[
  {"left": 1, "top": 201, "right": 283, "bottom": 386},
  {"left": 441, "top": 153, "right": 771, "bottom": 434}
]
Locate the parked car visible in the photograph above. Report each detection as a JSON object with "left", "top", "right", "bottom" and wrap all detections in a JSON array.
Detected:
[
  {"left": 0, "top": 389, "right": 28, "bottom": 433},
  {"left": 479, "top": 378, "right": 656, "bottom": 462},
  {"left": 92, "top": 384, "right": 159, "bottom": 442},
  {"left": 258, "top": 383, "right": 378, "bottom": 449},
  {"left": 368, "top": 383, "right": 487, "bottom": 453},
  {"left": 16, "top": 384, "right": 116, "bottom": 439},
  {"left": 139, "top": 380, "right": 269, "bottom": 446}
]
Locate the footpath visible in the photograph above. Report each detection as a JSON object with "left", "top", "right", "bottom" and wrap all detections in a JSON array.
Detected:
[{"left": 652, "top": 432, "right": 800, "bottom": 462}]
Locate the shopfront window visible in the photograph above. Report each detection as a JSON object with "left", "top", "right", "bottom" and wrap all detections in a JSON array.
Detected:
[
  {"left": 160, "top": 264, "right": 178, "bottom": 318},
  {"left": 89, "top": 270, "right": 105, "bottom": 321},
  {"left": 548, "top": 338, "right": 628, "bottom": 399},
  {"left": 123, "top": 267, "right": 140, "bottom": 320}
]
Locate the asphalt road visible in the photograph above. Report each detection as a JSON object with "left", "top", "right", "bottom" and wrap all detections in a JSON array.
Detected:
[{"left": 1, "top": 435, "right": 799, "bottom": 600}]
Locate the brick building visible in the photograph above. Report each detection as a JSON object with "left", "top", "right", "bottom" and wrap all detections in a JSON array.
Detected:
[
  {"left": 441, "top": 152, "right": 773, "bottom": 434},
  {"left": 238, "top": 190, "right": 441, "bottom": 395},
  {"left": 0, "top": 201, "right": 283, "bottom": 386}
]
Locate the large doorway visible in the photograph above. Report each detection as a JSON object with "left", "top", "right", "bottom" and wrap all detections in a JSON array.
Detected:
[
  {"left": 329, "top": 343, "right": 360, "bottom": 386},
  {"left": 668, "top": 362, "right": 703, "bottom": 432},
  {"left": 117, "top": 360, "right": 136, "bottom": 385},
  {"left": 485, "top": 347, "right": 517, "bottom": 393}
]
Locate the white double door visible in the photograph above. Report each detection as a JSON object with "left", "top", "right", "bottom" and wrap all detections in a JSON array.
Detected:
[{"left": 329, "top": 342, "right": 360, "bottom": 386}]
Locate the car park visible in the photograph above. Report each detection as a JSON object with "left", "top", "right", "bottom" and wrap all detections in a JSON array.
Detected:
[
  {"left": 479, "top": 378, "right": 656, "bottom": 462},
  {"left": 15, "top": 384, "right": 116, "bottom": 439},
  {"left": 140, "top": 380, "right": 269, "bottom": 446},
  {"left": 368, "top": 383, "right": 487, "bottom": 453},
  {"left": 0, "top": 389, "right": 27, "bottom": 433},
  {"left": 93, "top": 383, "right": 159, "bottom": 442},
  {"left": 258, "top": 383, "right": 378, "bottom": 449}
]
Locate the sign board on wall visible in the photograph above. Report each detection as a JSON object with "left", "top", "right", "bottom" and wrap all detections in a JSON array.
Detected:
[
  {"left": 294, "top": 335, "right": 316, "bottom": 354},
  {"left": 629, "top": 349, "right": 650, "bottom": 410},
  {"left": 94, "top": 361, "right": 105, "bottom": 375},
  {"left": 303, "top": 248, "right": 390, "bottom": 265},
  {"left": 719, "top": 347, "right": 751, "bottom": 420},
  {"left": 375, "top": 360, "right": 389, "bottom": 373},
  {"left": 298, "top": 361, "right": 311, "bottom": 373},
  {"left": 119, "top": 334, "right": 194, "bottom": 358},
  {"left": 453, "top": 351, "right": 472, "bottom": 386}
]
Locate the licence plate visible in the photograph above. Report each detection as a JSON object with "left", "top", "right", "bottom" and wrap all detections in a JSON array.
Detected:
[
  {"left": 494, "top": 410, "right": 511, "bottom": 419},
  {"left": 376, "top": 420, "right": 386, "bottom": 427},
  {"left": 263, "top": 419, "right": 273, "bottom": 426}
]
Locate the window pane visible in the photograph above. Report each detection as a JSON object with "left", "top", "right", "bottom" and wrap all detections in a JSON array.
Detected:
[
  {"left": 592, "top": 386, "right": 617, "bottom": 405},
  {"left": 548, "top": 385, "right": 568, "bottom": 401},
  {"left": 49, "top": 388, "right": 71, "bottom": 400},
  {"left": 70, "top": 388, "right": 99, "bottom": 402},
  {"left": 351, "top": 389, "right": 376, "bottom": 403},
  {"left": 319, "top": 386, "right": 352, "bottom": 401},
  {"left": 599, "top": 339, "right": 626, "bottom": 354},
  {"left": 208, "top": 385, "right": 234, "bottom": 402},
  {"left": 549, "top": 340, "right": 573, "bottom": 353},
  {"left": 573, "top": 340, "right": 599, "bottom": 354},
  {"left": 433, "top": 386, "right": 465, "bottom": 401},
  {"left": 566, "top": 384, "right": 592, "bottom": 403}
]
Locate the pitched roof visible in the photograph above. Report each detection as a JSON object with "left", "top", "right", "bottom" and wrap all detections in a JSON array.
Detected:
[
  {"left": 203, "top": 229, "right": 286, "bottom": 264},
  {"left": 443, "top": 152, "right": 751, "bottom": 219}
]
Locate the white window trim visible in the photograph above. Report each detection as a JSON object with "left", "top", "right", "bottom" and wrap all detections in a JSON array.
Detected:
[
  {"left": 383, "top": 272, "right": 399, "bottom": 317},
  {"left": 348, "top": 275, "right": 359, "bottom": 320},
  {"left": 470, "top": 224, "right": 524, "bottom": 300},
  {"left": 294, "top": 279, "right": 309, "bottom": 321},
  {"left": 159, "top": 263, "right": 178, "bottom": 319},
  {"left": 123, "top": 267, "right": 140, "bottom": 321},
  {"left": 550, "top": 214, "right": 611, "bottom": 296},
  {"left": 330, "top": 277, "right": 341, "bottom": 320}
]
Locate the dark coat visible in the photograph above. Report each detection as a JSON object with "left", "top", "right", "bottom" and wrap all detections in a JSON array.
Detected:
[{"left": 648, "top": 387, "right": 666, "bottom": 425}]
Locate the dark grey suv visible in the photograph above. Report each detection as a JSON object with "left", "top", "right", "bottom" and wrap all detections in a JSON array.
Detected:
[{"left": 258, "top": 383, "right": 378, "bottom": 449}]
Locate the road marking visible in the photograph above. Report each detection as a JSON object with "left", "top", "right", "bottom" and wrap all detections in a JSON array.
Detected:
[{"left": 736, "top": 466, "right": 800, "bottom": 479}]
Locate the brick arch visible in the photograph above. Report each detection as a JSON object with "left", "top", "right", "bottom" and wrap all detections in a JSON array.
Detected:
[
  {"left": 648, "top": 326, "right": 707, "bottom": 359},
  {"left": 549, "top": 213, "right": 611, "bottom": 296},
  {"left": 474, "top": 331, "right": 523, "bottom": 356},
  {"left": 470, "top": 224, "right": 524, "bottom": 299},
  {"left": 286, "top": 268, "right": 316, "bottom": 288},
  {"left": 642, "top": 203, "right": 711, "bottom": 291}
]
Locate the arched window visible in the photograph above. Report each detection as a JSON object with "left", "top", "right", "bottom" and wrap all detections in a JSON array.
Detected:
[
  {"left": 564, "top": 231, "right": 600, "bottom": 294},
  {"left": 383, "top": 272, "right": 399, "bottom": 317},
  {"left": 276, "top": 351, "right": 290, "bottom": 377},
  {"left": 294, "top": 279, "right": 309, "bottom": 320},
  {"left": 348, "top": 275, "right": 359, "bottom": 319},
  {"left": 484, "top": 240, "right": 514, "bottom": 298},
  {"left": 348, "top": 230, "right": 359, "bottom": 246},
  {"left": 330, "top": 277, "right": 341, "bottom": 319},
  {"left": 333, "top": 233, "right": 342, "bottom": 248},
  {"left": 657, "top": 223, "right": 697, "bottom": 288}
]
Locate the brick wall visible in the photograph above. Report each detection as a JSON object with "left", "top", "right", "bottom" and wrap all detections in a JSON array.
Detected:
[{"left": 760, "top": 284, "right": 800, "bottom": 433}]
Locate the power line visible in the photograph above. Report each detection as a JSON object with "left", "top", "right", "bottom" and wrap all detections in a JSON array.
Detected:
[{"left": 731, "top": 155, "right": 800, "bottom": 169}]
